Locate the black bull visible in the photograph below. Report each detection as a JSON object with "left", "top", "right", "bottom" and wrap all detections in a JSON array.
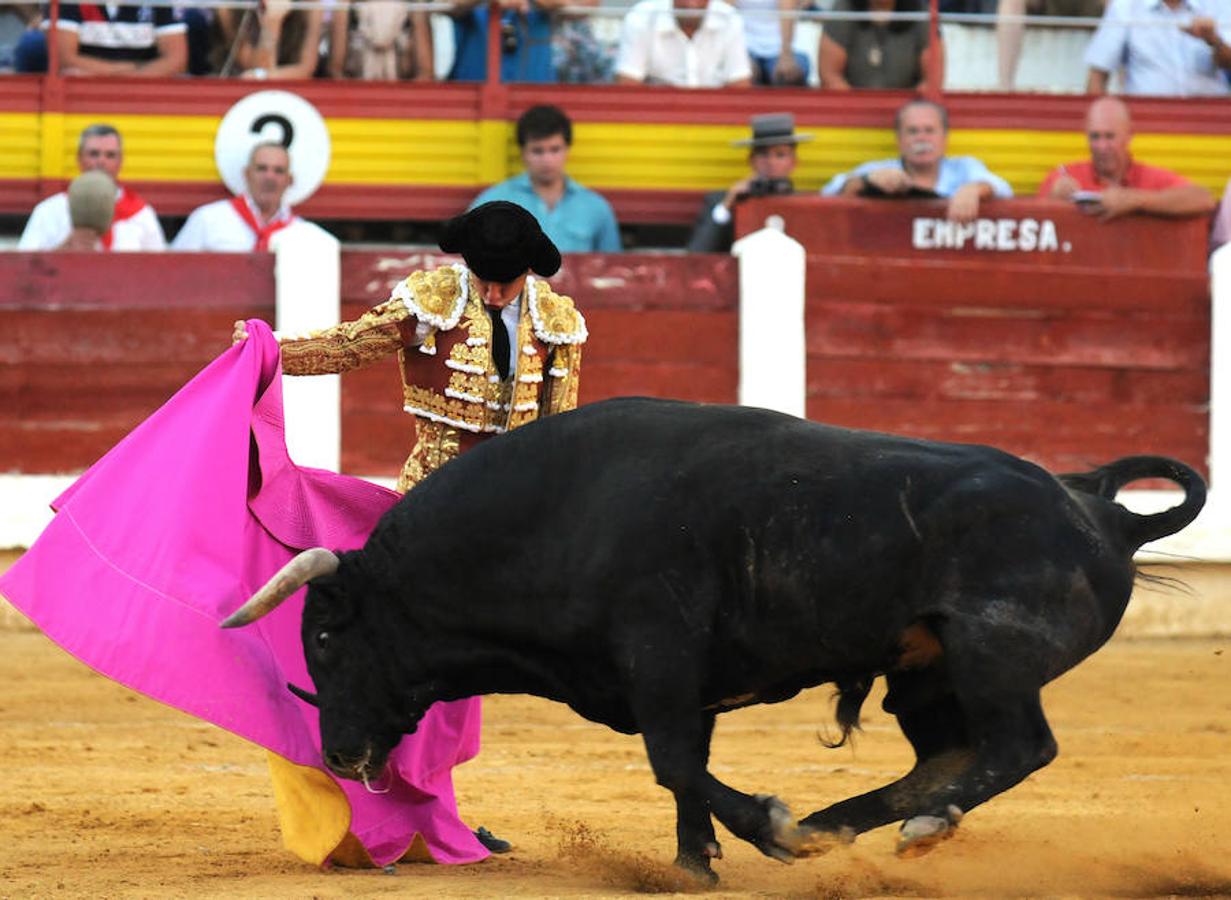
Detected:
[{"left": 223, "top": 397, "right": 1206, "bottom": 879}]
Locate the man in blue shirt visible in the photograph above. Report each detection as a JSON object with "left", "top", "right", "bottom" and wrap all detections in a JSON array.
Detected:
[
  {"left": 472, "top": 105, "right": 623, "bottom": 253},
  {"left": 822, "top": 100, "right": 1013, "bottom": 224}
]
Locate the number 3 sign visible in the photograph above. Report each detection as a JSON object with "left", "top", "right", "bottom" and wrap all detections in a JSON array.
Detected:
[{"left": 214, "top": 90, "right": 331, "bottom": 206}]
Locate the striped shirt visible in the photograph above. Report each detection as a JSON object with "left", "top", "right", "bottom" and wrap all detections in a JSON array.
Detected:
[{"left": 49, "top": 3, "right": 185, "bottom": 63}]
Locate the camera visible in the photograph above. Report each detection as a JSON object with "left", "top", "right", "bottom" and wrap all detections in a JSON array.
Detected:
[
  {"left": 501, "top": 19, "right": 519, "bottom": 54},
  {"left": 743, "top": 176, "right": 794, "bottom": 199}
]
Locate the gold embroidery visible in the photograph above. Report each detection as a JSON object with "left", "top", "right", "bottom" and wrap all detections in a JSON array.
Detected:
[
  {"left": 545, "top": 343, "right": 583, "bottom": 415},
  {"left": 530, "top": 284, "right": 587, "bottom": 345},
  {"left": 279, "top": 299, "right": 410, "bottom": 376},
  {"left": 403, "top": 268, "right": 465, "bottom": 327},
  {"left": 397, "top": 419, "right": 461, "bottom": 493}
]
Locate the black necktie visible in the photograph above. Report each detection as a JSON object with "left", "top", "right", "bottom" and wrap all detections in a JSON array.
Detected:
[{"left": 488, "top": 306, "right": 510, "bottom": 381}]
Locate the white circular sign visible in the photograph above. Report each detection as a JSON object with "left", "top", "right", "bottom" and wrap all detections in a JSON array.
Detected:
[{"left": 214, "top": 90, "right": 331, "bottom": 207}]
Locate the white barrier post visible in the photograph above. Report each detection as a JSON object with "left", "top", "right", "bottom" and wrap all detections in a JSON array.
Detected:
[
  {"left": 1208, "top": 244, "right": 1231, "bottom": 505},
  {"left": 732, "top": 215, "right": 807, "bottom": 417},
  {"left": 271, "top": 225, "right": 342, "bottom": 472}
]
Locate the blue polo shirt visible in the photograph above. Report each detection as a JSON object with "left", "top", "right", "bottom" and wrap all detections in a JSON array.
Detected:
[
  {"left": 449, "top": 5, "right": 555, "bottom": 83},
  {"left": 821, "top": 156, "right": 1014, "bottom": 198},
  {"left": 472, "top": 175, "right": 623, "bottom": 253}
]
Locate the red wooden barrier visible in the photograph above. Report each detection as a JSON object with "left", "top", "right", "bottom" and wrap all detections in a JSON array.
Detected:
[
  {"left": 738, "top": 195, "right": 1211, "bottom": 476},
  {"left": 0, "top": 251, "right": 739, "bottom": 477},
  {"left": 0, "top": 252, "right": 273, "bottom": 472}
]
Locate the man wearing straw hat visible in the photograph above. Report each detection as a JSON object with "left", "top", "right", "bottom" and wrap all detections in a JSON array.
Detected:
[{"left": 686, "top": 112, "right": 811, "bottom": 253}]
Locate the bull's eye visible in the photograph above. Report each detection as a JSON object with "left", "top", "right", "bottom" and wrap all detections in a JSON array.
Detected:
[{"left": 315, "top": 630, "right": 330, "bottom": 651}]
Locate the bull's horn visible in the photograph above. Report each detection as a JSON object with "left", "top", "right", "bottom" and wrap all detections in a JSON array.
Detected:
[{"left": 220, "top": 548, "right": 340, "bottom": 628}]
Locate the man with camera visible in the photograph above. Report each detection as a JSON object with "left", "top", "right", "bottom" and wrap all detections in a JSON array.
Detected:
[
  {"left": 447, "top": 0, "right": 562, "bottom": 82},
  {"left": 687, "top": 112, "right": 810, "bottom": 253}
]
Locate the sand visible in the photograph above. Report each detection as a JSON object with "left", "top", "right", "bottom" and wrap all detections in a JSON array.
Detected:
[{"left": 1, "top": 603, "right": 1228, "bottom": 899}]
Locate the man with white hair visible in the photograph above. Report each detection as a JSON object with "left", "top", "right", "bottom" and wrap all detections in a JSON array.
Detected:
[
  {"left": 172, "top": 142, "right": 326, "bottom": 251},
  {"left": 822, "top": 99, "right": 1013, "bottom": 224},
  {"left": 19, "top": 123, "right": 166, "bottom": 251}
]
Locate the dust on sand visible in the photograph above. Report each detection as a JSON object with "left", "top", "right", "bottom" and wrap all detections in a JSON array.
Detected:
[{"left": 1, "top": 561, "right": 1228, "bottom": 897}]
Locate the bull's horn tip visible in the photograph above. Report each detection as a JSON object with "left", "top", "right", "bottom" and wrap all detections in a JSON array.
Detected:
[{"left": 219, "top": 612, "right": 249, "bottom": 629}]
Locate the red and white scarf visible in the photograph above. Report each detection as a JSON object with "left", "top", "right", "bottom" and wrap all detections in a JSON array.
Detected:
[
  {"left": 230, "top": 195, "right": 296, "bottom": 251},
  {"left": 100, "top": 185, "right": 147, "bottom": 251}
]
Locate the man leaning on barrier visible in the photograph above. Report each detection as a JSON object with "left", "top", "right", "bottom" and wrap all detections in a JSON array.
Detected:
[
  {"left": 1037, "top": 97, "right": 1216, "bottom": 221},
  {"left": 821, "top": 99, "right": 1013, "bottom": 224}
]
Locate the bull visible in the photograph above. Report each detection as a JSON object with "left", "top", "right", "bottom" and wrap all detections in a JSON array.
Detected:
[{"left": 222, "top": 397, "right": 1206, "bottom": 880}]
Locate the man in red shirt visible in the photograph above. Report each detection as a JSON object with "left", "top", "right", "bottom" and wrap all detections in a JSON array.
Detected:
[{"left": 1038, "top": 97, "right": 1215, "bottom": 222}]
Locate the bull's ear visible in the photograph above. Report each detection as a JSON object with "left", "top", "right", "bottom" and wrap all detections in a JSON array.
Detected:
[{"left": 287, "top": 683, "right": 320, "bottom": 706}]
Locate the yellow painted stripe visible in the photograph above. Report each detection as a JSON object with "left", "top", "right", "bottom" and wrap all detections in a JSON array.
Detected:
[
  {"left": 0, "top": 113, "right": 40, "bottom": 180},
  {"left": 3, "top": 113, "right": 1227, "bottom": 197}
]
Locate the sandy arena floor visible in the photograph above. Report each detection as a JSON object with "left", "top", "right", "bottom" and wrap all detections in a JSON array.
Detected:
[{"left": 1, "top": 558, "right": 1229, "bottom": 898}]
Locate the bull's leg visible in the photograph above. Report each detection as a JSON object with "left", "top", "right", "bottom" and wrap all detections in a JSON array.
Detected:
[
  {"left": 800, "top": 643, "right": 1058, "bottom": 855},
  {"left": 639, "top": 715, "right": 722, "bottom": 881},
  {"left": 799, "top": 672, "right": 973, "bottom": 839},
  {"left": 642, "top": 721, "right": 805, "bottom": 879}
]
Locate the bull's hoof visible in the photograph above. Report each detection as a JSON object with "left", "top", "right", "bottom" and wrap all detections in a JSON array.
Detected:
[
  {"left": 674, "top": 853, "right": 720, "bottom": 884},
  {"left": 791, "top": 825, "right": 857, "bottom": 858},
  {"left": 754, "top": 794, "right": 801, "bottom": 863},
  {"left": 896, "top": 805, "right": 964, "bottom": 858}
]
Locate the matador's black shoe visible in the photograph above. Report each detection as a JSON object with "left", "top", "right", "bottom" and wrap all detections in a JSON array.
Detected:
[{"left": 474, "top": 826, "right": 512, "bottom": 854}]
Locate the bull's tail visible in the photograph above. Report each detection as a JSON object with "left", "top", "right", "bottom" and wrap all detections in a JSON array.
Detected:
[{"left": 1058, "top": 455, "right": 1207, "bottom": 552}]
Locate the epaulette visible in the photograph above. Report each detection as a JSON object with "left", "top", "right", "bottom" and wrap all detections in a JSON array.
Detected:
[
  {"left": 391, "top": 264, "right": 469, "bottom": 331},
  {"left": 529, "top": 279, "right": 588, "bottom": 345}
]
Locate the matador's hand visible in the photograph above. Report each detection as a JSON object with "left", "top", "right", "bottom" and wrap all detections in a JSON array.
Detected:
[{"left": 232, "top": 320, "right": 249, "bottom": 345}]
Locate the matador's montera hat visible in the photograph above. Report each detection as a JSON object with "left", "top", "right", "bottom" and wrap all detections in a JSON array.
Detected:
[{"left": 439, "top": 201, "right": 561, "bottom": 284}]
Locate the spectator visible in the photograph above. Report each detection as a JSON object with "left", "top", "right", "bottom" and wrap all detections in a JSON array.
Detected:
[
  {"left": 49, "top": 1, "right": 187, "bottom": 76},
  {"left": 20, "top": 123, "right": 167, "bottom": 251},
  {"left": 0, "top": 2, "right": 43, "bottom": 72},
  {"left": 216, "top": 0, "right": 322, "bottom": 79},
  {"left": 687, "top": 111, "right": 810, "bottom": 252},
  {"left": 1038, "top": 97, "right": 1216, "bottom": 220},
  {"left": 1084, "top": 0, "right": 1231, "bottom": 96},
  {"left": 448, "top": 0, "right": 561, "bottom": 82},
  {"left": 472, "top": 105, "right": 622, "bottom": 252},
  {"left": 172, "top": 142, "right": 327, "bottom": 251},
  {"left": 819, "top": 0, "right": 942, "bottom": 90},
  {"left": 58, "top": 172, "right": 117, "bottom": 251},
  {"left": 615, "top": 0, "right": 753, "bottom": 87},
  {"left": 740, "top": 0, "right": 808, "bottom": 85},
  {"left": 329, "top": 0, "right": 434, "bottom": 80},
  {"left": 996, "top": 0, "right": 1102, "bottom": 91},
  {"left": 552, "top": 0, "right": 615, "bottom": 83},
  {"left": 822, "top": 99, "right": 1013, "bottom": 223}
]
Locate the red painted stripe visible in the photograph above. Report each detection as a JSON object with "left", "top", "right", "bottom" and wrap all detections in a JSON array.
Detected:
[{"left": 0, "top": 77, "right": 1222, "bottom": 134}]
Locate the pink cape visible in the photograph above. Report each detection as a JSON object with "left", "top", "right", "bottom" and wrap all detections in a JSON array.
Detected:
[{"left": 0, "top": 320, "right": 486, "bottom": 866}]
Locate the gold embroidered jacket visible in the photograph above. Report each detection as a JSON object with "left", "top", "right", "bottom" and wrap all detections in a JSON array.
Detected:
[{"left": 278, "top": 264, "right": 587, "bottom": 492}]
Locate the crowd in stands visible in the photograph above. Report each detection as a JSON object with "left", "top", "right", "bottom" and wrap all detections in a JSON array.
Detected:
[
  {"left": 22, "top": 100, "right": 1228, "bottom": 257},
  {"left": 1, "top": 0, "right": 1228, "bottom": 94}
]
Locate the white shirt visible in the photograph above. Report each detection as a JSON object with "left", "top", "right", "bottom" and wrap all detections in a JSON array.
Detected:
[
  {"left": 18, "top": 190, "right": 166, "bottom": 251},
  {"left": 171, "top": 195, "right": 324, "bottom": 251},
  {"left": 616, "top": 0, "right": 752, "bottom": 87},
  {"left": 1084, "top": 0, "right": 1231, "bottom": 96}
]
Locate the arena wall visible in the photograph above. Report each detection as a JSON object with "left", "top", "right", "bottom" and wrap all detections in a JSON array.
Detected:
[{"left": 2, "top": 221, "right": 1229, "bottom": 632}]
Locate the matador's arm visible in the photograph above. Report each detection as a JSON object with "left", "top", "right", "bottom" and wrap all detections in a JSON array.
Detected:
[{"left": 277, "top": 298, "right": 422, "bottom": 376}]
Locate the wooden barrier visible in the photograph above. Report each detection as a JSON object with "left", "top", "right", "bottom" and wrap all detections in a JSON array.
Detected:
[
  {"left": 0, "top": 251, "right": 739, "bottom": 478},
  {"left": 738, "top": 195, "right": 1212, "bottom": 477},
  {"left": 0, "top": 252, "right": 273, "bottom": 472}
]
